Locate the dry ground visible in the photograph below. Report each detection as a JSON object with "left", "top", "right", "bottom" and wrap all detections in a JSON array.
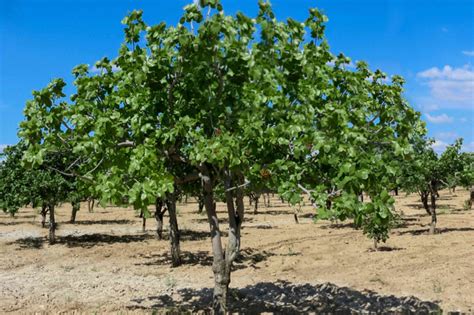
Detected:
[{"left": 0, "top": 189, "right": 473, "bottom": 313}]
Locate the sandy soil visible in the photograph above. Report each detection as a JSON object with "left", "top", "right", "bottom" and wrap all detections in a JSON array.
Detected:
[{"left": 0, "top": 189, "right": 473, "bottom": 313}]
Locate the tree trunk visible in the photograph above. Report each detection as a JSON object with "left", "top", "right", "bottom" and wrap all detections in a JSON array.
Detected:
[
  {"left": 429, "top": 188, "right": 437, "bottom": 235},
  {"left": 41, "top": 204, "right": 48, "bottom": 228},
  {"left": 142, "top": 216, "right": 146, "bottom": 233},
  {"left": 166, "top": 193, "right": 181, "bottom": 267},
  {"left": 155, "top": 198, "right": 165, "bottom": 240},
  {"left": 253, "top": 194, "right": 260, "bottom": 215},
  {"left": 88, "top": 198, "right": 95, "bottom": 212},
  {"left": 198, "top": 195, "right": 205, "bottom": 214},
  {"left": 70, "top": 201, "right": 80, "bottom": 224},
  {"left": 421, "top": 191, "right": 431, "bottom": 215},
  {"left": 394, "top": 187, "right": 399, "bottom": 196},
  {"left": 199, "top": 164, "right": 227, "bottom": 313},
  {"left": 48, "top": 204, "right": 56, "bottom": 244},
  {"left": 220, "top": 170, "right": 244, "bottom": 314},
  {"left": 469, "top": 187, "right": 474, "bottom": 210}
]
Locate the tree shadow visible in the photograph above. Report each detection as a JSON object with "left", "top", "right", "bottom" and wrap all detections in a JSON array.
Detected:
[
  {"left": 11, "top": 233, "right": 156, "bottom": 249},
  {"left": 397, "top": 227, "right": 474, "bottom": 236},
  {"left": 320, "top": 222, "right": 355, "bottom": 229},
  {"left": 136, "top": 247, "right": 274, "bottom": 270},
  {"left": 127, "top": 280, "right": 441, "bottom": 313},
  {"left": 180, "top": 229, "right": 210, "bottom": 241},
  {"left": 368, "top": 246, "right": 405, "bottom": 252},
  {"left": 0, "top": 221, "right": 36, "bottom": 226},
  {"left": 71, "top": 219, "right": 133, "bottom": 225},
  {"left": 256, "top": 210, "right": 296, "bottom": 216},
  {"left": 13, "top": 237, "right": 45, "bottom": 249}
]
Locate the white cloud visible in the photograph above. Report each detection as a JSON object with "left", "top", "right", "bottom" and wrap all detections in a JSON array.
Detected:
[
  {"left": 418, "top": 65, "right": 474, "bottom": 80},
  {"left": 417, "top": 64, "right": 474, "bottom": 108},
  {"left": 432, "top": 140, "right": 448, "bottom": 153},
  {"left": 89, "top": 65, "right": 120, "bottom": 73},
  {"left": 435, "top": 131, "right": 458, "bottom": 141},
  {"left": 425, "top": 113, "right": 453, "bottom": 123},
  {"left": 462, "top": 141, "right": 474, "bottom": 152},
  {"left": 462, "top": 51, "right": 474, "bottom": 57},
  {"left": 0, "top": 144, "right": 10, "bottom": 154}
]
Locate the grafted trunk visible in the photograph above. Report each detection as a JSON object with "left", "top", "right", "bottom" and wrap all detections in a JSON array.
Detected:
[
  {"left": 40, "top": 204, "right": 48, "bottom": 228},
  {"left": 429, "top": 187, "right": 437, "bottom": 235},
  {"left": 421, "top": 191, "right": 431, "bottom": 215},
  {"left": 166, "top": 193, "right": 181, "bottom": 267},
  {"left": 155, "top": 198, "right": 166, "bottom": 240},
  {"left": 70, "top": 201, "right": 80, "bottom": 224},
  {"left": 48, "top": 204, "right": 56, "bottom": 244}
]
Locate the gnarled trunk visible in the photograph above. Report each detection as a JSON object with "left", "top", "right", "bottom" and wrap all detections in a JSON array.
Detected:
[
  {"left": 70, "top": 201, "right": 80, "bottom": 224},
  {"left": 48, "top": 204, "right": 56, "bottom": 244},
  {"left": 166, "top": 193, "right": 181, "bottom": 267}
]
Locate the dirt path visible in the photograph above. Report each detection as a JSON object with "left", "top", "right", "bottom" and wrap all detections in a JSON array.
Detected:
[{"left": 0, "top": 189, "right": 473, "bottom": 313}]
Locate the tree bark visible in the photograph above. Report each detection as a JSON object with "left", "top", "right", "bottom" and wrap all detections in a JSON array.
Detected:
[
  {"left": 469, "top": 187, "right": 474, "bottom": 210},
  {"left": 70, "top": 201, "right": 80, "bottom": 224},
  {"left": 87, "top": 198, "right": 95, "bottom": 212},
  {"left": 41, "top": 204, "right": 48, "bottom": 228},
  {"left": 48, "top": 204, "right": 56, "bottom": 244},
  {"left": 429, "top": 186, "right": 437, "bottom": 235},
  {"left": 421, "top": 191, "right": 431, "bottom": 215},
  {"left": 199, "top": 164, "right": 227, "bottom": 313},
  {"left": 198, "top": 195, "right": 205, "bottom": 214},
  {"left": 253, "top": 194, "right": 260, "bottom": 215},
  {"left": 166, "top": 193, "right": 181, "bottom": 267},
  {"left": 155, "top": 198, "right": 166, "bottom": 240}
]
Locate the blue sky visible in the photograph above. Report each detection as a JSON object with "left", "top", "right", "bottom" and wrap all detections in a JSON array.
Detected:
[{"left": 1, "top": 0, "right": 473, "bottom": 152}]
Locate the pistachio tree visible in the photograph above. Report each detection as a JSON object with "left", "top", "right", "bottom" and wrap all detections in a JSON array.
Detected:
[
  {"left": 19, "top": 0, "right": 423, "bottom": 312},
  {"left": 0, "top": 142, "right": 73, "bottom": 243},
  {"left": 400, "top": 138, "right": 466, "bottom": 234}
]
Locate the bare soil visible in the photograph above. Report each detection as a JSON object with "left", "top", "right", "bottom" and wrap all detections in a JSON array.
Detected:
[{"left": 0, "top": 189, "right": 473, "bottom": 313}]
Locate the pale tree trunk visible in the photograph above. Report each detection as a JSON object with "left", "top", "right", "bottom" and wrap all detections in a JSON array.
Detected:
[
  {"left": 166, "top": 193, "right": 181, "bottom": 267},
  {"left": 429, "top": 184, "right": 437, "bottom": 235},
  {"left": 155, "top": 198, "right": 166, "bottom": 240},
  {"left": 70, "top": 201, "right": 80, "bottom": 224},
  {"left": 41, "top": 204, "right": 48, "bottom": 228},
  {"left": 200, "top": 164, "right": 227, "bottom": 314},
  {"left": 49, "top": 204, "right": 56, "bottom": 244}
]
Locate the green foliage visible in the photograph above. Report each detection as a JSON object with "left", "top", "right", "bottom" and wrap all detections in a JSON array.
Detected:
[
  {"left": 19, "top": 1, "right": 423, "bottom": 244},
  {"left": 0, "top": 143, "right": 74, "bottom": 215}
]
